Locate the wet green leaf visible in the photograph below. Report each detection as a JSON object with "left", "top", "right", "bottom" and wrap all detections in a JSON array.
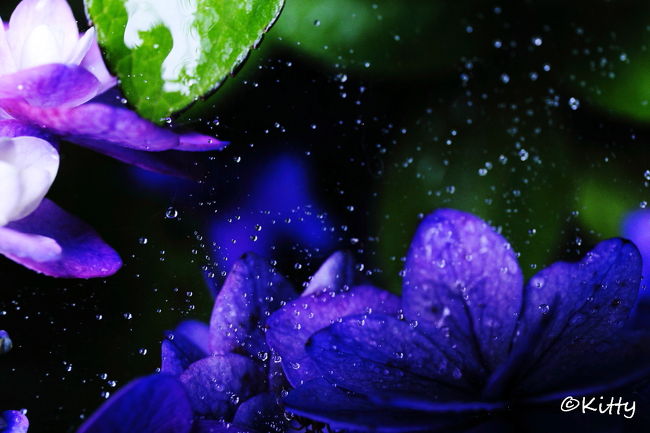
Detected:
[{"left": 86, "top": 0, "right": 284, "bottom": 121}]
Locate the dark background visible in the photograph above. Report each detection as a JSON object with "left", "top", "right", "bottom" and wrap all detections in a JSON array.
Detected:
[{"left": 2, "top": 1, "right": 650, "bottom": 431}]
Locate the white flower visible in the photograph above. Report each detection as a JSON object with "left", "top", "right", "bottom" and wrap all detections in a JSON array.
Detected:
[
  {"left": 0, "top": 136, "right": 59, "bottom": 227},
  {"left": 0, "top": 0, "right": 116, "bottom": 92}
]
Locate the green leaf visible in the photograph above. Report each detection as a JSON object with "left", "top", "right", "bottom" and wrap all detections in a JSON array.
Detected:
[{"left": 86, "top": 0, "right": 284, "bottom": 122}]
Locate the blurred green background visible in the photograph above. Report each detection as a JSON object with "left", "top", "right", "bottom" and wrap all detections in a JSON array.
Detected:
[{"left": 1, "top": 0, "right": 650, "bottom": 431}]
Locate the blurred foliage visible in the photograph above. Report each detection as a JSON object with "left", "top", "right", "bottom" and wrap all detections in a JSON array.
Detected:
[
  {"left": 269, "top": 0, "right": 478, "bottom": 77},
  {"left": 551, "top": 1, "right": 650, "bottom": 123}
]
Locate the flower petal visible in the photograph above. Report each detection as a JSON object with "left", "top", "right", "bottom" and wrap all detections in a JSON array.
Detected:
[
  {"left": 267, "top": 285, "right": 400, "bottom": 387},
  {"left": 403, "top": 209, "right": 523, "bottom": 374},
  {"left": 623, "top": 209, "right": 650, "bottom": 288},
  {"left": 3, "top": 199, "right": 122, "bottom": 278},
  {"left": 302, "top": 251, "right": 357, "bottom": 296},
  {"left": 80, "top": 35, "right": 117, "bottom": 94},
  {"left": 232, "top": 392, "right": 286, "bottom": 433},
  {"left": 161, "top": 320, "right": 210, "bottom": 375},
  {"left": 0, "top": 119, "right": 52, "bottom": 140},
  {"left": 179, "top": 354, "right": 265, "bottom": 419},
  {"left": 0, "top": 23, "right": 18, "bottom": 75},
  {"left": 522, "top": 331, "right": 650, "bottom": 403},
  {"left": 0, "top": 225, "right": 62, "bottom": 262},
  {"left": 285, "top": 379, "right": 471, "bottom": 433},
  {"left": 67, "top": 28, "right": 95, "bottom": 66},
  {"left": 306, "top": 314, "right": 473, "bottom": 399},
  {"left": 209, "top": 253, "right": 296, "bottom": 356},
  {"left": 7, "top": 0, "right": 79, "bottom": 68},
  {"left": 0, "top": 410, "right": 28, "bottom": 433},
  {"left": 76, "top": 374, "right": 193, "bottom": 433},
  {"left": 514, "top": 239, "right": 642, "bottom": 393},
  {"left": 0, "top": 135, "right": 59, "bottom": 225},
  {"left": 2, "top": 100, "right": 224, "bottom": 152},
  {"left": 178, "top": 133, "right": 228, "bottom": 151},
  {"left": 192, "top": 421, "right": 254, "bottom": 433},
  {"left": 2, "top": 100, "right": 177, "bottom": 150},
  {"left": 0, "top": 64, "right": 100, "bottom": 107}
]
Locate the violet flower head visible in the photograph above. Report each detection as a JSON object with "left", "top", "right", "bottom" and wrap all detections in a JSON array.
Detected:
[
  {"left": 0, "top": 411, "right": 28, "bottom": 433},
  {"left": 269, "top": 209, "right": 650, "bottom": 432},
  {"left": 161, "top": 253, "right": 297, "bottom": 433},
  {"left": 162, "top": 251, "right": 383, "bottom": 432},
  {"left": 0, "top": 0, "right": 226, "bottom": 278}
]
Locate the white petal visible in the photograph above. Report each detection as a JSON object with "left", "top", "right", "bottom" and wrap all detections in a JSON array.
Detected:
[
  {"left": 0, "top": 136, "right": 59, "bottom": 226},
  {"left": 18, "top": 25, "right": 63, "bottom": 69},
  {"left": 67, "top": 27, "right": 95, "bottom": 65},
  {"left": 0, "top": 22, "right": 18, "bottom": 75},
  {"left": 0, "top": 161, "right": 21, "bottom": 226},
  {"left": 80, "top": 32, "right": 117, "bottom": 94},
  {"left": 7, "top": 0, "right": 80, "bottom": 67},
  {"left": 0, "top": 225, "right": 61, "bottom": 262}
]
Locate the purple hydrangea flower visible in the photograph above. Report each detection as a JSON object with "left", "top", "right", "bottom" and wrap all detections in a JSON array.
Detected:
[
  {"left": 0, "top": 0, "right": 226, "bottom": 278},
  {"left": 0, "top": 410, "right": 28, "bottom": 433},
  {"left": 161, "top": 251, "right": 392, "bottom": 432},
  {"left": 268, "top": 209, "right": 650, "bottom": 432},
  {"left": 161, "top": 254, "right": 296, "bottom": 433}
]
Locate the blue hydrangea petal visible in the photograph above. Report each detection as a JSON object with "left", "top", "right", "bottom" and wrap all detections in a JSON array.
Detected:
[
  {"left": 232, "top": 392, "right": 286, "bottom": 433},
  {"left": 161, "top": 320, "right": 210, "bottom": 375},
  {"left": 519, "top": 331, "right": 650, "bottom": 401},
  {"left": 302, "top": 251, "right": 356, "bottom": 296},
  {"left": 209, "top": 254, "right": 296, "bottom": 356},
  {"left": 1, "top": 411, "right": 28, "bottom": 433},
  {"left": 76, "top": 374, "right": 192, "bottom": 433},
  {"left": 403, "top": 209, "right": 523, "bottom": 374},
  {"left": 267, "top": 285, "right": 400, "bottom": 387},
  {"left": 515, "top": 239, "right": 642, "bottom": 393},
  {"left": 284, "top": 379, "right": 473, "bottom": 433},
  {"left": 306, "top": 314, "right": 474, "bottom": 399},
  {"left": 179, "top": 354, "right": 265, "bottom": 420}
]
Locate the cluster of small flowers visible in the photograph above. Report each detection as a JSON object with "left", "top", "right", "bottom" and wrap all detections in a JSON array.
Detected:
[{"left": 5, "top": 208, "right": 649, "bottom": 433}]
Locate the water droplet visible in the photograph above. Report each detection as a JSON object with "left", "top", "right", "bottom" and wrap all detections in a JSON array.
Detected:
[{"left": 165, "top": 207, "right": 178, "bottom": 219}]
